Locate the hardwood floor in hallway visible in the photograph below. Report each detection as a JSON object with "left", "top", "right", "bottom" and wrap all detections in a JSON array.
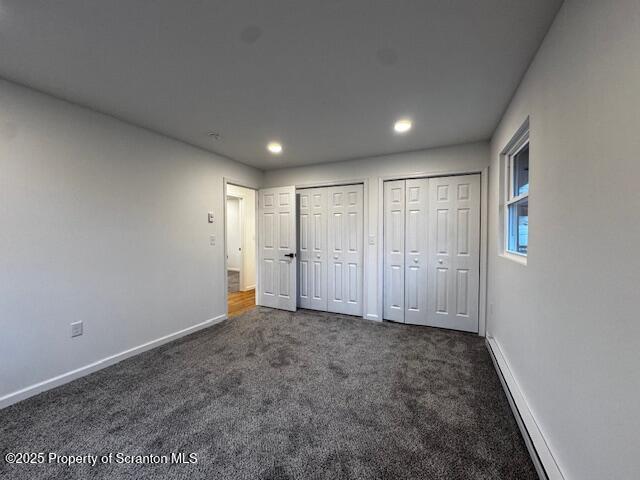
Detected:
[{"left": 228, "top": 289, "right": 255, "bottom": 317}]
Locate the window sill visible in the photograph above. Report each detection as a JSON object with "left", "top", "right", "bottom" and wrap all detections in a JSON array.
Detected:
[{"left": 500, "top": 251, "right": 527, "bottom": 266}]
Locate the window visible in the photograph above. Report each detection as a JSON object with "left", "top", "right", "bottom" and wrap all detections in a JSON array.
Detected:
[{"left": 503, "top": 126, "right": 529, "bottom": 258}]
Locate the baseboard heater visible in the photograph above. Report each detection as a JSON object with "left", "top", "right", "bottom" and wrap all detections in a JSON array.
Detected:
[{"left": 485, "top": 337, "right": 565, "bottom": 480}]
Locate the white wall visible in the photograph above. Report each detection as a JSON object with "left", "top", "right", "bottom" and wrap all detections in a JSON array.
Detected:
[
  {"left": 226, "top": 197, "right": 242, "bottom": 271},
  {"left": 264, "top": 142, "right": 489, "bottom": 321},
  {"left": 227, "top": 184, "right": 256, "bottom": 290},
  {"left": 487, "top": 1, "right": 640, "bottom": 478},
  {"left": 0, "top": 78, "right": 263, "bottom": 405}
]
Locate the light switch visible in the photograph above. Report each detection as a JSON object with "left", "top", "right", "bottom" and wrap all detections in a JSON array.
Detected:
[
  {"left": 368, "top": 235, "right": 376, "bottom": 246},
  {"left": 208, "top": 212, "right": 214, "bottom": 223},
  {"left": 71, "top": 321, "right": 83, "bottom": 338},
  {"left": 209, "top": 235, "right": 216, "bottom": 246}
]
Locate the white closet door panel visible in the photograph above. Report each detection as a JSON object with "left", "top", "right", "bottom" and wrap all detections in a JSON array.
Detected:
[
  {"left": 383, "top": 180, "right": 405, "bottom": 322},
  {"left": 258, "top": 186, "right": 297, "bottom": 311},
  {"left": 427, "top": 175, "right": 480, "bottom": 332},
  {"left": 297, "top": 188, "right": 327, "bottom": 311},
  {"left": 327, "top": 184, "right": 363, "bottom": 316},
  {"left": 404, "top": 178, "right": 429, "bottom": 325}
]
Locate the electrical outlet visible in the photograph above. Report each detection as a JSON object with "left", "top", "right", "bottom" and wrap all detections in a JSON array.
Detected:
[
  {"left": 209, "top": 234, "right": 216, "bottom": 246},
  {"left": 71, "top": 321, "right": 83, "bottom": 338}
]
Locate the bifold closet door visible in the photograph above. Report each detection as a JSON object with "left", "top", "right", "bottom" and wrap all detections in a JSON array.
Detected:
[
  {"left": 383, "top": 180, "right": 405, "bottom": 322},
  {"left": 327, "top": 184, "right": 364, "bottom": 316},
  {"left": 404, "top": 179, "right": 429, "bottom": 325},
  {"left": 297, "top": 188, "right": 328, "bottom": 311},
  {"left": 383, "top": 179, "right": 428, "bottom": 324},
  {"left": 427, "top": 175, "right": 480, "bottom": 332},
  {"left": 383, "top": 175, "right": 480, "bottom": 332}
]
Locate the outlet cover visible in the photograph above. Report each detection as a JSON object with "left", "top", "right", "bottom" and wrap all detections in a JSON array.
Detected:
[{"left": 71, "top": 321, "right": 83, "bottom": 338}]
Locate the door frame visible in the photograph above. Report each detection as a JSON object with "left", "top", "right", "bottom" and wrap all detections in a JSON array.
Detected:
[
  {"left": 379, "top": 167, "right": 489, "bottom": 336},
  {"left": 223, "top": 178, "right": 259, "bottom": 318},
  {"left": 292, "top": 178, "right": 369, "bottom": 320}
]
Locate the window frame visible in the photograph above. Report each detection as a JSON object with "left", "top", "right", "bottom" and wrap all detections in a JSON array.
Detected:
[{"left": 502, "top": 125, "right": 529, "bottom": 263}]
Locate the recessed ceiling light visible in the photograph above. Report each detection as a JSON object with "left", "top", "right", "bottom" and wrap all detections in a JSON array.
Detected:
[
  {"left": 267, "top": 142, "right": 283, "bottom": 154},
  {"left": 394, "top": 119, "right": 412, "bottom": 134}
]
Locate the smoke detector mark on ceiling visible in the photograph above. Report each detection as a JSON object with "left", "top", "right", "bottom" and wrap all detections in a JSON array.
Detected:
[
  {"left": 240, "top": 25, "right": 263, "bottom": 44},
  {"left": 376, "top": 48, "right": 398, "bottom": 66}
]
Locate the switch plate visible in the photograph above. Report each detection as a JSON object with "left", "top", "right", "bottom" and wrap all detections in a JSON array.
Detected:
[
  {"left": 71, "top": 321, "right": 83, "bottom": 338},
  {"left": 209, "top": 235, "right": 216, "bottom": 246},
  {"left": 208, "top": 212, "right": 214, "bottom": 223},
  {"left": 368, "top": 235, "right": 376, "bottom": 246}
]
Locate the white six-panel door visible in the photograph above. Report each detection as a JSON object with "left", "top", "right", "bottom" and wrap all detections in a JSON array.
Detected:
[
  {"left": 297, "top": 188, "right": 328, "bottom": 311},
  {"left": 257, "top": 186, "right": 297, "bottom": 312},
  {"left": 427, "top": 175, "right": 480, "bottom": 332},
  {"left": 327, "top": 185, "right": 364, "bottom": 316},
  {"left": 383, "top": 175, "right": 480, "bottom": 332},
  {"left": 383, "top": 180, "right": 405, "bottom": 322},
  {"left": 404, "top": 179, "right": 429, "bottom": 325}
]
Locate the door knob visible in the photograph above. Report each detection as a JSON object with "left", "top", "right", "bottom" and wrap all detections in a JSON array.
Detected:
[
  {"left": 316, "top": 254, "right": 321, "bottom": 259},
  {"left": 413, "top": 258, "right": 419, "bottom": 263},
  {"left": 333, "top": 255, "right": 339, "bottom": 260},
  {"left": 285, "top": 253, "right": 296, "bottom": 258},
  {"left": 438, "top": 259, "right": 443, "bottom": 264}
]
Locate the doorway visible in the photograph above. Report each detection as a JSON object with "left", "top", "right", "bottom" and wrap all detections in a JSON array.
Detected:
[{"left": 225, "top": 184, "right": 257, "bottom": 317}]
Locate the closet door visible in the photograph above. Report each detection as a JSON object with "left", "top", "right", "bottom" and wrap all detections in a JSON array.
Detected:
[
  {"left": 297, "top": 188, "right": 328, "bottom": 311},
  {"left": 427, "top": 175, "right": 480, "bottom": 332},
  {"left": 327, "top": 184, "right": 363, "bottom": 316},
  {"left": 383, "top": 180, "right": 405, "bottom": 322},
  {"left": 404, "top": 179, "right": 429, "bottom": 325}
]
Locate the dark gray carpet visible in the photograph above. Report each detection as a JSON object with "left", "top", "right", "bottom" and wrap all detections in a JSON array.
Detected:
[
  {"left": 0, "top": 308, "right": 537, "bottom": 480},
  {"left": 228, "top": 270, "right": 240, "bottom": 293}
]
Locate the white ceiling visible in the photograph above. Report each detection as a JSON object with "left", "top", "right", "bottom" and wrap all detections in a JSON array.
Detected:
[{"left": 0, "top": 0, "right": 562, "bottom": 169}]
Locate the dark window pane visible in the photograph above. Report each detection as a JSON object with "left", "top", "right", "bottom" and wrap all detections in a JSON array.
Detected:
[
  {"left": 508, "top": 198, "right": 528, "bottom": 254},
  {"left": 513, "top": 144, "right": 529, "bottom": 196}
]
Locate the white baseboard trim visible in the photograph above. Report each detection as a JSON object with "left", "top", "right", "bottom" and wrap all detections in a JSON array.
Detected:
[
  {"left": 486, "top": 336, "right": 564, "bottom": 480},
  {"left": 227, "top": 268, "right": 240, "bottom": 272},
  {"left": 0, "top": 314, "right": 227, "bottom": 410},
  {"left": 365, "top": 313, "right": 382, "bottom": 322},
  {"left": 240, "top": 284, "right": 256, "bottom": 292}
]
